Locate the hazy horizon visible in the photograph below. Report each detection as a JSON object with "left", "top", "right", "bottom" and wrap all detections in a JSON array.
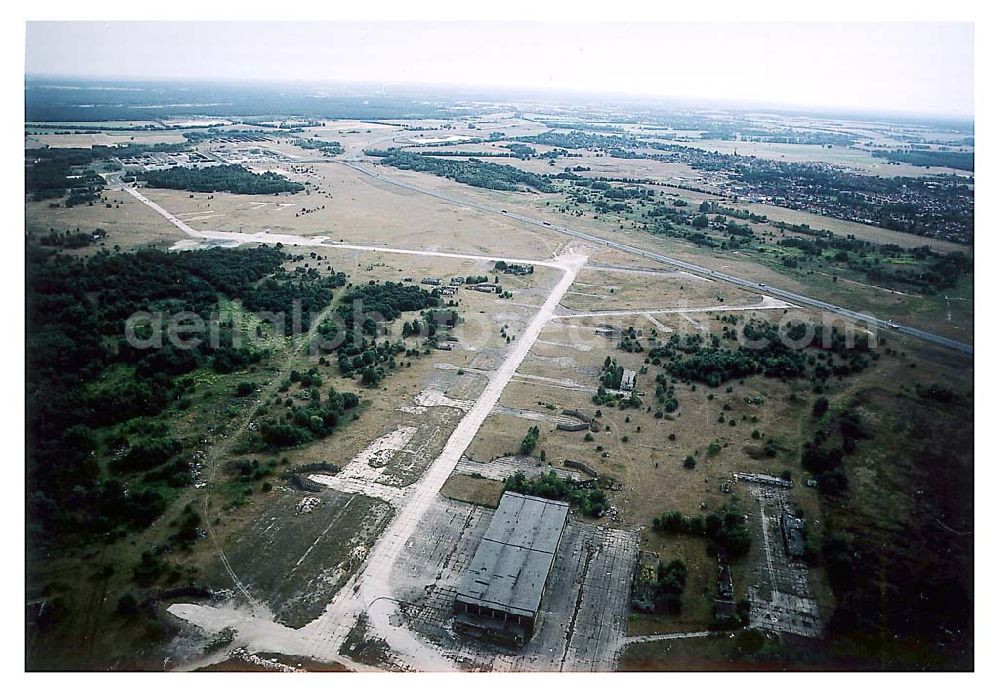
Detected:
[{"left": 25, "top": 22, "right": 974, "bottom": 118}]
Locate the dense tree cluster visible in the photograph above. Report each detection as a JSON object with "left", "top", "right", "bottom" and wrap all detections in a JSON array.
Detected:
[
  {"left": 340, "top": 281, "right": 441, "bottom": 322},
  {"left": 293, "top": 138, "right": 344, "bottom": 156},
  {"left": 141, "top": 164, "right": 304, "bottom": 194},
  {"left": 519, "top": 425, "right": 541, "bottom": 455},
  {"left": 654, "top": 559, "right": 688, "bottom": 614},
  {"left": 258, "top": 387, "right": 360, "bottom": 449},
  {"left": 800, "top": 408, "right": 871, "bottom": 495},
  {"left": 25, "top": 147, "right": 105, "bottom": 205},
  {"left": 872, "top": 149, "right": 973, "bottom": 172},
  {"left": 570, "top": 178, "right": 655, "bottom": 215},
  {"left": 310, "top": 280, "right": 452, "bottom": 388},
  {"left": 647, "top": 320, "right": 876, "bottom": 389},
  {"left": 593, "top": 357, "right": 642, "bottom": 409},
  {"left": 26, "top": 142, "right": 193, "bottom": 206},
  {"left": 502, "top": 143, "right": 536, "bottom": 159},
  {"left": 503, "top": 470, "right": 609, "bottom": 518},
  {"left": 368, "top": 149, "right": 558, "bottom": 192},
  {"left": 652, "top": 502, "right": 753, "bottom": 557},
  {"left": 618, "top": 326, "right": 644, "bottom": 353},
  {"left": 241, "top": 265, "right": 346, "bottom": 335},
  {"left": 774, "top": 224, "right": 972, "bottom": 292}
]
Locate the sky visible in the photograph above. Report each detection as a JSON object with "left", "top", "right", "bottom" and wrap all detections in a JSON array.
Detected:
[{"left": 24, "top": 22, "right": 974, "bottom": 117}]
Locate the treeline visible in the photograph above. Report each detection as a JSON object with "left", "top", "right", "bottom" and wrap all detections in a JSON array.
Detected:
[
  {"left": 368, "top": 149, "right": 558, "bottom": 193},
  {"left": 38, "top": 228, "right": 106, "bottom": 248},
  {"left": 141, "top": 164, "right": 304, "bottom": 194},
  {"left": 775, "top": 227, "right": 972, "bottom": 292},
  {"left": 184, "top": 129, "right": 270, "bottom": 143},
  {"left": 698, "top": 200, "right": 768, "bottom": 223}
]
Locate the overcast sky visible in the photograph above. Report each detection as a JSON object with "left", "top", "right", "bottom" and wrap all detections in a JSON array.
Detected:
[{"left": 24, "top": 22, "right": 974, "bottom": 116}]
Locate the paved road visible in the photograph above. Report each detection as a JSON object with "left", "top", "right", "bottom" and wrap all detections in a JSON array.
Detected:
[
  {"left": 343, "top": 161, "right": 973, "bottom": 356},
  {"left": 552, "top": 296, "right": 792, "bottom": 320}
]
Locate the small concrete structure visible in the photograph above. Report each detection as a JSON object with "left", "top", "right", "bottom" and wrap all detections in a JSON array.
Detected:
[
  {"left": 619, "top": 368, "right": 637, "bottom": 392},
  {"left": 734, "top": 472, "right": 792, "bottom": 488},
  {"left": 781, "top": 512, "right": 806, "bottom": 559},
  {"left": 454, "top": 492, "right": 569, "bottom": 646},
  {"left": 631, "top": 550, "right": 660, "bottom": 613}
]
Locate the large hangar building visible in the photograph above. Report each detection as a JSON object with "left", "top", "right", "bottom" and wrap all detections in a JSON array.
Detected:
[{"left": 453, "top": 492, "right": 570, "bottom": 646}]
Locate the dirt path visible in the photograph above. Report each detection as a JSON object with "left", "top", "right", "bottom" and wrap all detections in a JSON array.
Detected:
[{"left": 198, "top": 288, "right": 348, "bottom": 617}]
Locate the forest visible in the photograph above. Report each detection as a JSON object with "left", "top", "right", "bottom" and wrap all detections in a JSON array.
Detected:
[{"left": 26, "top": 243, "right": 340, "bottom": 548}]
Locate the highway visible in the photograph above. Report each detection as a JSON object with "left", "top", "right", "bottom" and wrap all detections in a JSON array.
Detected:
[{"left": 342, "top": 161, "right": 973, "bottom": 356}]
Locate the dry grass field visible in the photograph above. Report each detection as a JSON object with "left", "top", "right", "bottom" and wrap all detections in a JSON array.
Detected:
[
  {"left": 25, "top": 189, "right": 182, "bottom": 250},
  {"left": 29, "top": 131, "right": 190, "bottom": 148}
]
